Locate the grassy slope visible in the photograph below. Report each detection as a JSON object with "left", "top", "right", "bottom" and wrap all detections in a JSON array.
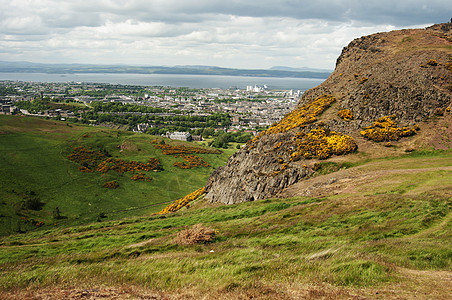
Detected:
[
  {"left": 0, "top": 115, "right": 234, "bottom": 235},
  {"left": 0, "top": 148, "right": 450, "bottom": 299}
]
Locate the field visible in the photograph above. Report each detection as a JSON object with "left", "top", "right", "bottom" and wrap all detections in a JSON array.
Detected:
[
  {"left": 0, "top": 131, "right": 450, "bottom": 299},
  {"left": 0, "top": 115, "right": 235, "bottom": 236}
]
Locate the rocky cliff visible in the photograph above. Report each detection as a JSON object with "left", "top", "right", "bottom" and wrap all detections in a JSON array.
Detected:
[{"left": 205, "top": 23, "right": 452, "bottom": 205}]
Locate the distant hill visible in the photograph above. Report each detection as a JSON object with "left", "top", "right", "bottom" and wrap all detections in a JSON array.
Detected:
[
  {"left": 0, "top": 61, "right": 331, "bottom": 79},
  {"left": 270, "top": 65, "right": 333, "bottom": 73}
]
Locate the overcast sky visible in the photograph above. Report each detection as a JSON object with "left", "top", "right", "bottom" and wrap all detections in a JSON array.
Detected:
[{"left": 0, "top": 0, "right": 450, "bottom": 70}]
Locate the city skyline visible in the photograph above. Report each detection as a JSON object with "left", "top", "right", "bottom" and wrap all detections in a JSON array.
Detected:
[{"left": 1, "top": 0, "right": 450, "bottom": 70}]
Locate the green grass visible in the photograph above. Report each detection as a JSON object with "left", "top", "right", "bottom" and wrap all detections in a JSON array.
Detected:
[
  {"left": 0, "top": 115, "right": 234, "bottom": 236},
  {"left": 0, "top": 115, "right": 451, "bottom": 298},
  {"left": 312, "top": 161, "right": 356, "bottom": 176},
  {"left": 0, "top": 150, "right": 450, "bottom": 297}
]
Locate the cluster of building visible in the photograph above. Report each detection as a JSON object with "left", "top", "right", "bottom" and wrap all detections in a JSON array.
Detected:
[
  {"left": 133, "top": 86, "right": 301, "bottom": 130},
  {"left": 0, "top": 80, "right": 303, "bottom": 134}
]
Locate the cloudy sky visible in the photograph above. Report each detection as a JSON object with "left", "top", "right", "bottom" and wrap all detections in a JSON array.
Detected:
[{"left": 0, "top": 0, "right": 450, "bottom": 70}]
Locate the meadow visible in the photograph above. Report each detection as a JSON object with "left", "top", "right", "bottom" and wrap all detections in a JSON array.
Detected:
[
  {"left": 0, "top": 133, "right": 450, "bottom": 298},
  {"left": 0, "top": 115, "right": 234, "bottom": 236}
]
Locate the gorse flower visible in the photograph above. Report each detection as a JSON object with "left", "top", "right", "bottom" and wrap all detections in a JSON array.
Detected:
[
  {"left": 361, "top": 116, "right": 419, "bottom": 142},
  {"left": 291, "top": 127, "right": 357, "bottom": 161},
  {"left": 157, "top": 187, "right": 205, "bottom": 214},
  {"left": 96, "top": 158, "right": 161, "bottom": 174},
  {"left": 173, "top": 155, "right": 210, "bottom": 169},
  {"left": 249, "top": 94, "right": 336, "bottom": 145},
  {"left": 337, "top": 109, "right": 353, "bottom": 120}
]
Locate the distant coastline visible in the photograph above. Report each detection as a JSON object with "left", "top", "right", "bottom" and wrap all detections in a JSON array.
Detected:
[{"left": 0, "top": 61, "right": 331, "bottom": 79}]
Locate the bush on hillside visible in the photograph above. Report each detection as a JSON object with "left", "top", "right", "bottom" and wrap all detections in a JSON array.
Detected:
[
  {"left": 174, "top": 224, "right": 216, "bottom": 245},
  {"left": 102, "top": 181, "right": 119, "bottom": 189},
  {"left": 337, "top": 109, "right": 353, "bottom": 120},
  {"left": 360, "top": 116, "right": 419, "bottom": 142},
  {"left": 22, "top": 197, "right": 45, "bottom": 211}
]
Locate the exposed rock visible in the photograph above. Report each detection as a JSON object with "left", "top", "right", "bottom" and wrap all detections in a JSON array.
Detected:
[{"left": 205, "top": 23, "right": 452, "bottom": 205}]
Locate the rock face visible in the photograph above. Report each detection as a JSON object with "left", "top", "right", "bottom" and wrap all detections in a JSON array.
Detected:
[{"left": 205, "top": 23, "right": 452, "bottom": 205}]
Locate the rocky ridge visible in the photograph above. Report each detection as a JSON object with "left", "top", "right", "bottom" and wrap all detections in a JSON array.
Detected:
[{"left": 205, "top": 23, "right": 452, "bottom": 205}]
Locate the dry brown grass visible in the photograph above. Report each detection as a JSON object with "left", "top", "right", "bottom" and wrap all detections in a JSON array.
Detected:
[
  {"left": 0, "top": 286, "right": 163, "bottom": 300},
  {"left": 4, "top": 276, "right": 450, "bottom": 300},
  {"left": 174, "top": 224, "right": 216, "bottom": 245}
]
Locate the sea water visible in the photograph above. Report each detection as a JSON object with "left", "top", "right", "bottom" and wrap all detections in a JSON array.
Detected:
[{"left": 0, "top": 72, "right": 325, "bottom": 91}]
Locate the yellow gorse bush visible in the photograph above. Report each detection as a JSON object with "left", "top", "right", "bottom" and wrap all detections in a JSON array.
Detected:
[
  {"left": 131, "top": 172, "right": 152, "bottom": 181},
  {"left": 426, "top": 59, "right": 438, "bottom": 66},
  {"left": 247, "top": 94, "right": 358, "bottom": 161},
  {"left": 249, "top": 94, "right": 336, "bottom": 145},
  {"left": 157, "top": 187, "right": 206, "bottom": 214},
  {"left": 266, "top": 94, "right": 336, "bottom": 135},
  {"left": 360, "top": 116, "right": 419, "bottom": 142},
  {"left": 337, "top": 109, "right": 353, "bottom": 120},
  {"left": 96, "top": 157, "right": 161, "bottom": 174},
  {"left": 291, "top": 127, "right": 357, "bottom": 160},
  {"left": 67, "top": 146, "right": 106, "bottom": 170}
]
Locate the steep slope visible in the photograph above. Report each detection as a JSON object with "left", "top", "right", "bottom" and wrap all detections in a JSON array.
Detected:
[{"left": 205, "top": 23, "right": 452, "bottom": 204}]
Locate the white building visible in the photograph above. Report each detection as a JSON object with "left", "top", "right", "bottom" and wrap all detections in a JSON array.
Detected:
[{"left": 166, "top": 131, "right": 192, "bottom": 142}]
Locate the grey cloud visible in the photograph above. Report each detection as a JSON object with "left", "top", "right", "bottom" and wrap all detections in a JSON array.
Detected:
[
  {"left": 0, "top": 0, "right": 449, "bottom": 69},
  {"left": 115, "top": 0, "right": 450, "bottom": 26},
  {"left": 2, "top": 0, "right": 449, "bottom": 32}
]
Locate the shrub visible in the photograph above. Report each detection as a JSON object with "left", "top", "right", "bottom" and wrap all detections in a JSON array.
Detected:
[
  {"left": 97, "top": 157, "right": 161, "bottom": 174},
  {"left": 22, "top": 197, "right": 45, "bottom": 211},
  {"left": 102, "top": 181, "right": 119, "bottom": 189},
  {"left": 131, "top": 172, "right": 151, "bottom": 181},
  {"left": 158, "top": 187, "right": 205, "bottom": 214},
  {"left": 361, "top": 116, "right": 419, "bottom": 142},
  {"left": 153, "top": 143, "right": 221, "bottom": 155},
  {"left": 173, "top": 155, "right": 210, "bottom": 169},
  {"left": 67, "top": 146, "right": 106, "bottom": 171},
  {"left": 69, "top": 146, "right": 161, "bottom": 176},
  {"left": 291, "top": 127, "right": 357, "bottom": 160},
  {"left": 337, "top": 109, "right": 353, "bottom": 120},
  {"left": 359, "top": 77, "right": 368, "bottom": 84},
  {"left": 249, "top": 94, "right": 336, "bottom": 146},
  {"left": 427, "top": 59, "right": 438, "bottom": 66},
  {"left": 174, "top": 224, "right": 216, "bottom": 245},
  {"left": 78, "top": 166, "right": 94, "bottom": 173}
]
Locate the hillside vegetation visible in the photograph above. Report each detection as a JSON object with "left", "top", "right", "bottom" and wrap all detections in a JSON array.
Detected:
[
  {"left": 0, "top": 150, "right": 450, "bottom": 299},
  {"left": 0, "top": 115, "right": 233, "bottom": 236}
]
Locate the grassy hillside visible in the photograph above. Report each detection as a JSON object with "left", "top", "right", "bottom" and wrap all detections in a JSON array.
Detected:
[
  {"left": 0, "top": 115, "right": 234, "bottom": 236},
  {"left": 0, "top": 149, "right": 450, "bottom": 299}
]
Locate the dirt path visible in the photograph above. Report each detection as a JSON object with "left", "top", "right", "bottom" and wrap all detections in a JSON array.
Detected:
[
  {"left": 279, "top": 160, "right": 452, "bottom": 199},
  {"left": 0, "top": 286, "right": 163, "bottom": 300}
]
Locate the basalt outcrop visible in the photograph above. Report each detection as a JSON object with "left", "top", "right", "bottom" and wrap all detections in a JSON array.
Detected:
[{"left": 205, "top": 23, "right": 452, "bottom": 205}]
